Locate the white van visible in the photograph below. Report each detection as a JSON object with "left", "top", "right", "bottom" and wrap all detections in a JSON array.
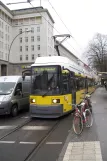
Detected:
[{"left": 0, "top": 76, "right": 31, "bottom": 116}]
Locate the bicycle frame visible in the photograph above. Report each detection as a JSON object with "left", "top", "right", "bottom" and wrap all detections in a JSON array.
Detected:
[{"left": 74, "top": 102, "right": 87, "bottom": 124}]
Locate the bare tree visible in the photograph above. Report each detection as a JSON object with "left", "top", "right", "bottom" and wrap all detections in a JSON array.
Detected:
[{"left": 85, "top": 33, "right": 107, "bottom": 72}]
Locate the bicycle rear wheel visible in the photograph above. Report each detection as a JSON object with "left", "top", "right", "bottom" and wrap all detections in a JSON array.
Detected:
[
  {"left": 85, "top": 109, "right": 93, "bottom": 127},
  {"left": 73, "top": 114, "right": 83, "bottom": 135}
]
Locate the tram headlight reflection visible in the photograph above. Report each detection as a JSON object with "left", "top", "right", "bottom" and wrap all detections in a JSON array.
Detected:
[
  {"left": 31, "top": 98, "right": 36, "bottom": 103},
  {"left": 52, "top": 99, "right": 60, "bottom": 103}
]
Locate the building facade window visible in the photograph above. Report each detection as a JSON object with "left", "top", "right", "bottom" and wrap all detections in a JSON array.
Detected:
[
  {"left": 37, "top": 36, "right": 40, "bottom": 41},
  {"left": 20, "top": 46, "right": 22, "bottom": 52},
  {"left": 8, "top": 35, "right": 9, "bottom": 41},
  {"left": 37, "top": 26, "right": 40, "bottom": 32},
  {"left": 5, "top": 53, "right": 7, "bottom": 60},
  {"left": 2, "top": 32, "right": 3, "bottom": 38},
  {"left": 37, "top": 45, "right": 40, "bottom": 50},
  {"left": 36, "top": 16, "right": 42, "bottom": 23},
  {"left": 30, "top": 17, "right": 35, "bottom": 23},
  {"left": 38, "top": 54, "right": 41, "bottom": 57},
  {"left": 25, "top": 37, "right": 28, "bottom": 42},
  {"left": 31, "top": 36, "right": 34, "bottom": 42},
  {"left": 2, "top": 42, "right": 3, "bottom": 49},
  {"left": 24, "top": 18, "right": 29, "bottom": 24},
  {"left": 19, "top": 37, "right": 22, "bottom": 43},
  {"left": 5, "top": 44, "right": 7, "bottom": 50},
  {"left": 5, "top": 34, "right": 7, "bottom": 41},
  {"left": 32, "top": 54, "right": 34, "bottom": 60},
  {"left": 25, "top": 46, "right": 28, "bottom": 51},
  {"left": 26, "top": 55, "right": 28, "bottom": 60},
  {"left": 20, "top": 55, "right": 22, "bottom": 61},
  {"left": 8, "top": 26, "right": 9, "bottom": 32},
  {"left": 19, "top": 29, "right": 22, "bottom": 34},
  {"left": 5, "top": 25, "right": 7, "bottom": 31},
  {"left": 31, "top": 27, "right": 34, "bottom": 33},
  {"left": 31, "top": 45, "right": 34, "bottom": 51},
  {"left": 25, "top": 28, "right": 28, "bottom": 32},
  {"left": 2, "top": 22, "right": 3, "bottom": 28}
]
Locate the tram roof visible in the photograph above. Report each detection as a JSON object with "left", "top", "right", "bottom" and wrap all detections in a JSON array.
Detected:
[
  {"left": 32, "top": 56, "right": 84, "bottom": 73},
  {"left": 31, "top": 56, "right": 97, "bottom": 79}
]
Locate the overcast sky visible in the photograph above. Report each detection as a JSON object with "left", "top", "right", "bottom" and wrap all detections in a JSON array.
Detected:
[{"left": 1, "top": 0, "right": 107, "bottom": 62}]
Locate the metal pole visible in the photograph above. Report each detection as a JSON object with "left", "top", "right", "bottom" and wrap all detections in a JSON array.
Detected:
[{"left": 8, "top": 30, "right": 31, "bottom": 75}]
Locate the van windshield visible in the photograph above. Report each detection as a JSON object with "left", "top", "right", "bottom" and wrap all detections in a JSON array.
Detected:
[{"left": 0, "top": 82, "right": 15, "bottom": 95}]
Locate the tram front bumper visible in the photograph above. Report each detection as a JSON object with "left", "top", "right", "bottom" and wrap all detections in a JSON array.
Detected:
[{"left": 30, "top": 104, "right": 63, "bottom": 118}]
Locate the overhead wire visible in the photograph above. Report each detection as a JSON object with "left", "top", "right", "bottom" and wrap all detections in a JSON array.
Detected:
[
  {"left": 29, "top": 2, "right": 80, "bottom": 54},
  {"left": 29, "top": 2, "right": 60, "bottom": 35},
  {"left": 47, "top": 0, "right": 83, "bottom": 52},
  {"left": 48, "top": 0, "right": 73, "bottom": 38}
]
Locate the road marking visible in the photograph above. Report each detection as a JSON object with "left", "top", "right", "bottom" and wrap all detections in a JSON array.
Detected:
[
  {"left": 61, "top": 141, "right": 103, "bottom": 161},
  {"left": 22, "top": 126, "right": 49, "bottom": 130},
  {"left": 46, "top": 142, "right": 62, "bottom": 145},
  {"left": 0, "top": 126, "right": 16, "bottom": 130},
  {"left": 20, "top": 141, "right": 36, "bottom": 144},
  {"left": 21, "top": 116, "right": 30, "bottom": 119},
  {"left": 0, "top": 141, "right": 15, "bottom": 144}
]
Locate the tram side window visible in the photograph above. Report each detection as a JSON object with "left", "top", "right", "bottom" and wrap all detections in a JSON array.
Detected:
[
  {"left": 70, "top": 78, "right": 76, "bottom": 92},
  {"left": 75, "top": 78, "right": 80, "bottom": 91},
  {"left": 62, "top": 73, "right": 70, "bottom": 94},
  {"left": 79, "top": 78, "right": 85, "bottom": 90},
  {"left": 88, "top": 79, "right": 93, "bottom": 87}
]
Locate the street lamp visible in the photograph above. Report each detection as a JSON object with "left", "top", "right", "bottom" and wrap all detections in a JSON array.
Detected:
[{"left": 8, "top": 30, "right": 31, "bottom": 75}]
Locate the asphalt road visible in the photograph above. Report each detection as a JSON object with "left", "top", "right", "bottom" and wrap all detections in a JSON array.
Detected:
[
  {"left": 0, "top": 117, "right": 59, "bottom": 161},
  {"left": 0, "top": 111, "right": 30, "bottom": 139}
]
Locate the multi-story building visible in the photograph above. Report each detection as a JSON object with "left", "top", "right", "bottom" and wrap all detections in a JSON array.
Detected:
[{"left": 0, "top": 1, "right": 79, "bottom": 76}]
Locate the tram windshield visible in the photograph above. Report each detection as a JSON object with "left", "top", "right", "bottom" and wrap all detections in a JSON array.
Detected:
[{"left": 31, "top": 65, "right": 61, "bottom": 95}]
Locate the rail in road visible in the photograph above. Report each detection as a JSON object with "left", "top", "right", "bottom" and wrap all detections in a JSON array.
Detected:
[{"left": 0, "top": 113, "right": 68, "bottom": 161}]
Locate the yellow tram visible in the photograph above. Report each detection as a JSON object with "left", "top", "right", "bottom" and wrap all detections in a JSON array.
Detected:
[{"left": 22, "top": 56, "right": 97, "bottom": 118}]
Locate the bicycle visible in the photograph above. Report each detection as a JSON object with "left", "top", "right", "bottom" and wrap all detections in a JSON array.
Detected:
[
  {"left": 85, "top": 93, "right": 92, "bottom": 113},
  {"left": 81, "top": 92, "right": 92, "bottom": 113},
  {"left": 72, "top": 102, "right": 93, "bottom": 135}
]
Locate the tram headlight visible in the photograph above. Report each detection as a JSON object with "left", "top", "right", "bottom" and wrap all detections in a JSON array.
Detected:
[
  {"left": 31, "top": 98, "right": 36, "bottom": 103},
  {"left": 52, "top": 99, "right": 60, "bottom": 103}
]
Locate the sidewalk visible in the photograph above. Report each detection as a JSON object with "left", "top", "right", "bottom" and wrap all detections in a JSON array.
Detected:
[{"left": 57, "top": 87, "right": 107, "bottom": 161}]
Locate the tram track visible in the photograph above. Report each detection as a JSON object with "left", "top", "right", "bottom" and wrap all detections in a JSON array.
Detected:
[
  {"left": 0, "top": 114, "right": 71, "bottom": 161},
  {"left": 0, "top": 118, "right": 31, "bottom": 140},
  {"left": 23, "top": 119, "right": 61, "bottom": 161}
]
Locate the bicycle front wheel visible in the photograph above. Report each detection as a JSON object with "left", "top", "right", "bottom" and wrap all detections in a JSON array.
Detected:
[
  {"left": 85, "top": 109, "right": 93, "bottom": 127},
  {"left": 73, "top": 114, "right": 83, "bottom": 135}
]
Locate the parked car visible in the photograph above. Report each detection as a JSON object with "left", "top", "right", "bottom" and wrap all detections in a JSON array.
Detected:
[{"left": 0, "top": 75, "right": 31, "bottom": 116}]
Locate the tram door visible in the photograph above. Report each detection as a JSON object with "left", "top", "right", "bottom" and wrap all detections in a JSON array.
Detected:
[
  {"left": 70, "top": 72, "right": 76, "bottom": 105},
  {"left": 71, "top": 78, "right": 76, "bottom": 104}
]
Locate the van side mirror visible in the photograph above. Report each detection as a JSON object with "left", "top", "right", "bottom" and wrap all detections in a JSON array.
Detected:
[{"left": 15, "top": 89, "right": 21, "bottom": 95}]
